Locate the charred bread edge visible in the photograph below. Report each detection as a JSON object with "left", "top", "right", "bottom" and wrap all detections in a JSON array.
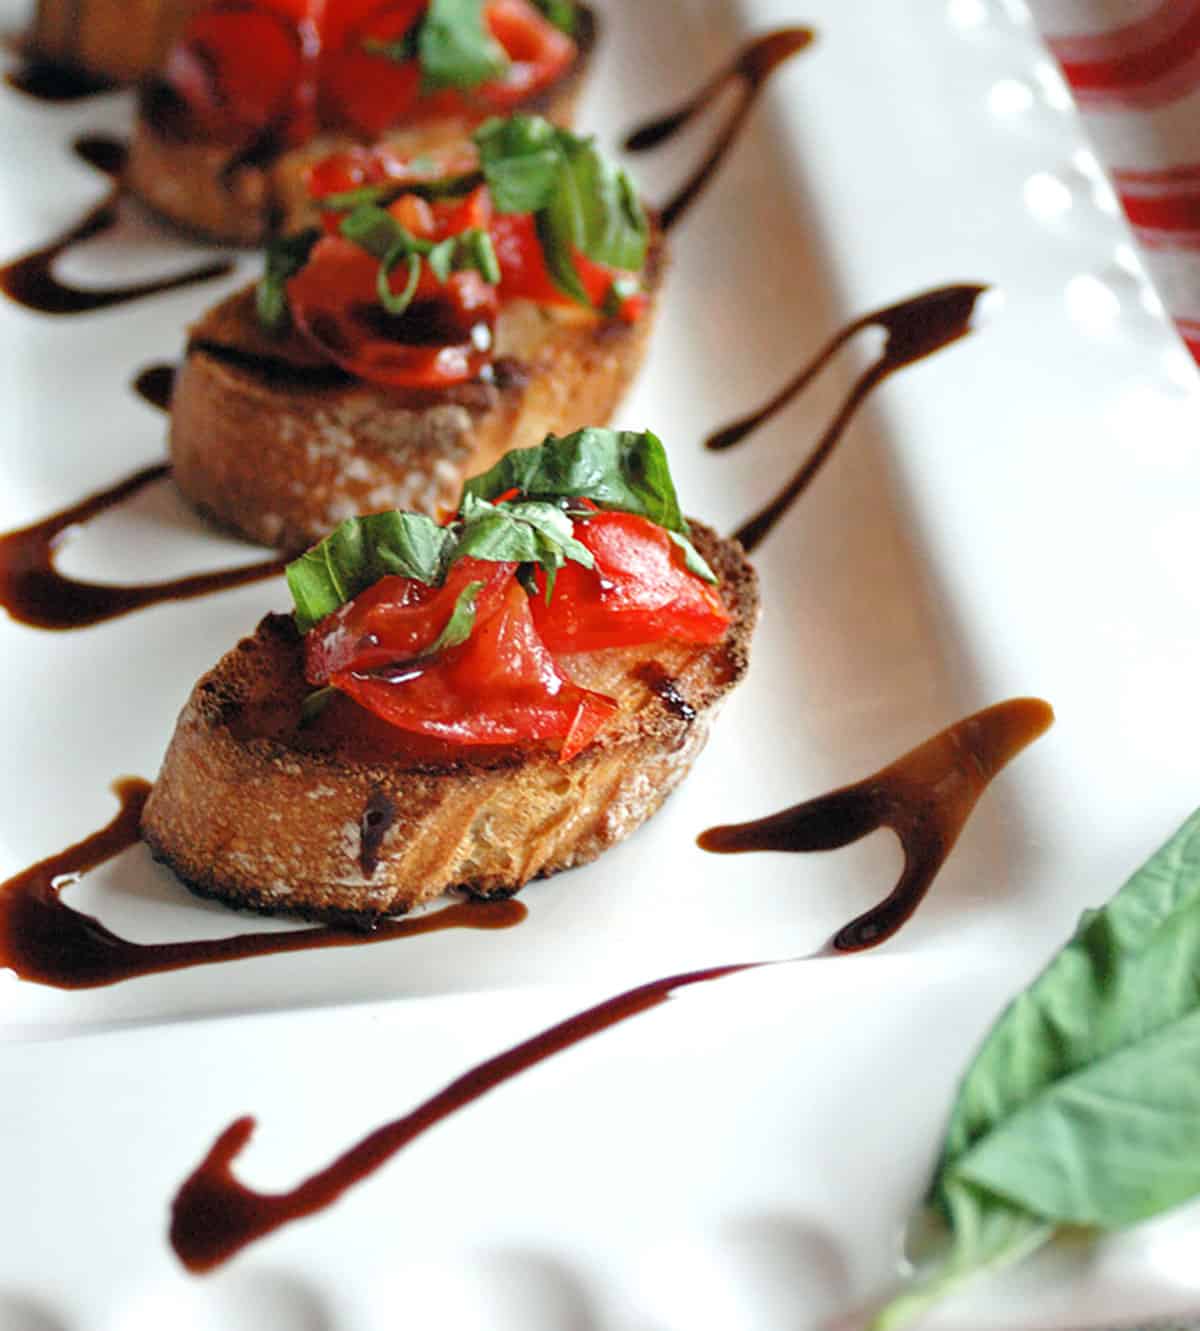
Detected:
[
  {"left": 124, "top": 5, "right": 599, "bottom": 247},
  {"left": 167, "top": 233, "right": 666, "bottom": 554},
  {"left": 140, "top": 522, "right": 758, "bottom": 924}
]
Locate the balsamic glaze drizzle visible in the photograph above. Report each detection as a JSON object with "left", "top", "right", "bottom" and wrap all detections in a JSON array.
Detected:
[
  {"left": 172, "top": 960, "right": 748, "bottom": 1273},
  {"left": 168, "top": 699, "right": 1051, "bottom": 1271},
  {"left": 0, "top": 465, "right": 283, "bottom": 631},
  {"left": 0, "top": 134, "right": 233, "bottom": 315},
  {"left": 132, "top": 362, "right": 177, "bottom": 411},
  {"left": 712, "top": 284, "right": 989, "bottom": 552},
  {"left": 4, "top": 59, "right": 118, "bottom": 102},
  {"left": 624, "top": 28, "right": 815, "bottom": 233},
  {"left": 700, "top": 698, "right": 1055, "bottom": 950},
  {"left": 0, "top": 779, "right": 526, "bottom": 990}
]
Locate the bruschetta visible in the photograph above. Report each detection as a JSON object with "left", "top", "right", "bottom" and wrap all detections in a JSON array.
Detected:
[
  {"left": 169, "top": 116, "right": 662, "bottom": 553},
  {"left": 126, "top": 0, "right": 595, "bottom": 245},
  {"left": 142, "top": 430, "right": 759, "bottom": 923},
  {"left": 30, "top": 0, "right": 194, "bottom": 84}
]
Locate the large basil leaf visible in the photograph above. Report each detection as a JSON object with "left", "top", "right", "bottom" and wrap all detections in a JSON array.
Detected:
[
  {"left": 873, "top": 808, "right": 1200, "bottom": 1327},
  {"left": 465, "top": 429, "right": 683, "bottom": 531},
  {"left": 455, "top": 494, "right": 593, "bottom": 598},
  {"left": 475, "top": 117, "right": 649, "bottom": 307},
  {"left": 462, "top": 429, "right": 715, "bottom": 582},
  {"left": 286, "top": 512, "right": 454, "bottom": 633},
  {"left": 475, "top": 115, "right": 566, "bottom": 215},
  {"left": 419, "top": 0, "right": 509, "bottom": 92},
  {"left": 546, "top": 131, "right": 648, "bottom": 274}
]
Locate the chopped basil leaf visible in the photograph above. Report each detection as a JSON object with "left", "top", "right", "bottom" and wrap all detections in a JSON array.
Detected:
[
  {"left": 475, "top": 116, "right": 649, "bottom": 307},
  {"left": 427, "top": 579, "right": 486, "bottom": 655},
  {"left": 532, "top": 0, "right": 576, "bottom": 34},
  {"left": 465, "top": 428, "right": 686, "bottom": 534},
  {"left": 286, "top": 511, "right": 454, "bottom": 633},
  {"left": 455, "top": 494, "right": 594, "bottom": 592},
  {"left": 256, "top": 228, "right": 320, "bottom": 332},
  {"left": 362, "top": 27, "right": 420, "bottom": 65},
  {"left": 467, "top": 228, "right": 501, "bottom": 284},
  {"left": 378, "top": 246, "right": 422, "bottom": 315},
  {"left": 873, "top": 806, "right": 1200, "bottom": 1327},
  {"left": 299, "top": 685, "right": 336, "bottom": 724},
  {"left": 318, "top": 184, "right": 394, "bottom": 213},
  {"left": 427, "top": 236, "right": 456, "bottom": 284},
  {"left": 668, "top": 530, "right": 717, "bottom": 584},
  {"left": 419, "top": 0, "right": 509, "bottom": 92},
  {"left": 338, "top": 204, "right": 417, "bottom": 261},
  {"left": 475, "top": 115, "right": 566, "bottom": 214}
]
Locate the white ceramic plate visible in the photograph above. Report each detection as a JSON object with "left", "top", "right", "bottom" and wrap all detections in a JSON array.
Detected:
[{"left": 3, "top": 0, "right": 1200, "bottom": 1325}]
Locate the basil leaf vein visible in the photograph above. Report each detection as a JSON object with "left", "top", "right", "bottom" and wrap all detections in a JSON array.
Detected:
[
  {"left": 419, "top": 0, "right": 509, "bottom": 92},
  {"left": 286, "top": 512, "right": 454, "bottom": 634},
  {"left": 872, "top": 807, "right": 1200, "bottom": 1327}
]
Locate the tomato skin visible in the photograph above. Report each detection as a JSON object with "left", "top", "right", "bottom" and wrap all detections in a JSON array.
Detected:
[
  {"left": 531, "top": 512, "right": 731, "bottom": 653},
  {"left": 489, "top": 212, "right": 644, "bottom": 320},
  {"left": 305, "top": 559, "right": 515, "bottom": 684},
  {"left": 165, "top": 6, "right": 311, "bottom": 141},
  {"left": 161, "top": 0, "right": 577, "bottom": 144},
  {"left": 285, "top": 236, "right": 499, "bottom": 389},
  {"left": 324, "top": 577, "right": 618, "bottom": 756}
]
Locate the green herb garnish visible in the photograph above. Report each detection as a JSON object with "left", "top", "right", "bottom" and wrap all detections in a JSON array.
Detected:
[
  {"left": 874, "top": 807, "right": 1200, "bottom": 1327},
  {"left": 256, "top": 228, "right": 320, "bottom": 333},
  {"left": 361, "top": 0, "right": 576, "bottom": 90},
  {"left": 475, "top": 116, "right": 649, "bottom": 307},
  {"left": 532, "top": 0, "right": 576, "bottom": 34},
  {"left": 287, "top": 511, "right": 454, "bottom": 634},
  {"left": 465, "top": 428, "right": 716, "bottom": 581},
  {"left": 285, "top": 428, "right": 712, "bottom": 638}
]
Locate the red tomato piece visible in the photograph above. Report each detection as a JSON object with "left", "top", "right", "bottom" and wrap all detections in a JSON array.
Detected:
[
  {"left": 327, "top": 577, "right": 618, "bottom": 757},
  {"left": 166, "top": 7, "right": 307, "bottom": 137},
  {"left": 306, "top": 558, "right": 515, "bottom": 683},
  {"left": 488, "top": 212, "right": 643, "bottom": 319},
  {"left": 478, "top": 0, "right": 576, "bottom": 109},
  {"left": 285, "top": 236, "right": 498, "bottom": 388},
  {"left": 531, "top": 512, "right": 731, "bottom": 652}
]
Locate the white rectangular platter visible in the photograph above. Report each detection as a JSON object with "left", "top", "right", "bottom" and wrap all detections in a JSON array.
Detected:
[{"left": 2, "top": 0, "right": 1200, "bottom": 1325}]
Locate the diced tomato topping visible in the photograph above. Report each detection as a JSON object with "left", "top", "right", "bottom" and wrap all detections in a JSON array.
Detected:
[
  {"left": 476, "top": 0, "right": 576, "bottom": 110},
  {"left": 160, "top": 0, "right": 576, "bottom": 143},
  {"left": 306, "top": 559, "right": 515, "bottom": 683},
  {"left": 489, "top": 211, "right": 645, "bottom": 320},
  {"left": 531, "top": 512, "right": 731, "bottom": 652},
  {"left": 286, "top": 235, "right": 498, "bottom": 388},
  {"left": 311, "top": 568, "right": 617, "bottom": 758},
  {"left": 164, "top": 5, "right": 313, "bottom": 141}
]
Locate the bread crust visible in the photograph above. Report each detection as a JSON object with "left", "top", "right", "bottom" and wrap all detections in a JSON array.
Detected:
[
  {"left": 32, "top": 0, "right": 194, "bottom": 83},
  {"left": 124, "top": 6, "right": 597, "bottom": 246},
  {"left": 168, "top": 239, "right": 664, "bottom": 553},
  {"left": 141, "top": 523, "right": 758, "bottom": 924}
]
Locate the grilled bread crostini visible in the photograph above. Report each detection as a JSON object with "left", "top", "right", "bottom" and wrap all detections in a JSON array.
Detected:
[
  {"left": 31, "top": 0, "right": 194, "bottom": 84},
  {"left": 169, "top": 117, "right": 661, "bottom": 554},
  {"left": 142, "top": 431, "right": 759, "bottom": 924},
  {"left": 126, "top": 0, "right": 595, "bottom": 245}
]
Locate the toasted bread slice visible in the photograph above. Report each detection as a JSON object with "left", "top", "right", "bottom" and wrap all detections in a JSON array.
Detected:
[
  {"left": 33, "top": 0, "right": 193, "bottom": 83},
  {"left": 141, "top": 522, "right": 757, "bottom": 924},
  {"left": 124, "top": 7, "right": 596, "bottom": 246},
  {"left": 168, "top": 241, "right": 664, "bottom": 554}
]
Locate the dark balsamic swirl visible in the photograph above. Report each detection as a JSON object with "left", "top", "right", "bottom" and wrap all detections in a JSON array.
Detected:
[
  {"left": 0, "top": 134, "right": 233, "bottom": 315},
  {"left": 624, "top": 28, "right": 816, "bottom": 233},
  {"left": 0, "top": 779, "right": 526, "bottom": 990},
  {"left": 700, "top": 699, "right": 1055, "bottom": 949},
  {"left": 0, "top": 465, "right": 283, "bottom": 631},
  {"left": 4, "top": 59, "right": 117, "bottom": 102},
  {"left": 710, "top": 284, "right": 989, "bottom": 552},
  {"left": 167, "top": 701, "right": 1052, "bottom": 1270}
]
